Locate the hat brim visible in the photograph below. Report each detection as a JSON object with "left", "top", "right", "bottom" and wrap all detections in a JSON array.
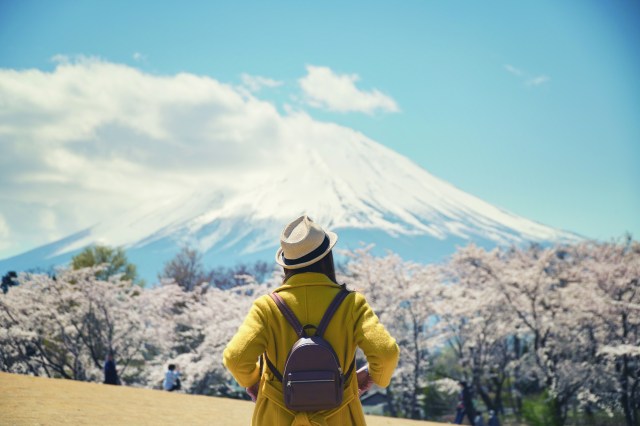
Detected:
[{"left": 275, "top": 231, "right": 338, "bottom": 269}]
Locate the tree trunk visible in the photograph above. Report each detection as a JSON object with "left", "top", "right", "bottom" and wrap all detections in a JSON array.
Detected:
[
  {"left": 552, "top": 395, "right": 566, "bottom": 426},
  {"left": 410, "top": 311, "right": 421, "bottom": 419},
  {"left": 476, "top": 381, "right": 493, "bottom": 411},
  {"left": 493, "top": 378, "right": 504, "bottom": 415},
  {"left": 620, "top": 313, "right": 638, "bottom": 426},
  {"left": 386, "top": 384, "right": 398, "bottom": 418}
]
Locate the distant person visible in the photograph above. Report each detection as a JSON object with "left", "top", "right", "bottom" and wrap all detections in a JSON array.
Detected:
[
  {"left": 454, "top": 382, "right": 465, "bottom": 424},
  {"left": 488, "top": 409, "right": 500, "bottom": 426},
  {"left": 103, "top": 352, "right": 120, "bottom": 385},
  {"left": 474, "top": 410, "right": 485, "bottom": 426},
  {"left": 223, "top": 215, "right": 399, "bottom": 425},
  {"left": 454, "top": 381, "right": 476, "bottom": 425},
  {"left": 163, "top": 364, "right": 181, "bottom": 391}
]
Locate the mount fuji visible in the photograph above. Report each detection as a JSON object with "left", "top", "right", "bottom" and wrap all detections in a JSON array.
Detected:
[{"left": 0, "top": 128, "right": 579, "bottom": 283}]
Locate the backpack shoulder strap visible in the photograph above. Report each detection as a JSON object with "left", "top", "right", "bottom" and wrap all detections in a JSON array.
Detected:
[
  {"left": 269, "top": 292, "right": 305, "bottom": 338},
  {"left": 315, "top": 289, "right": 351, "bottom": 337},
  {"left": 263, "top": 354, "right": 283, "bottom": 382},
  {"left": 317, "top": 288, "right": 358, "bottom": 384},
  {"left": 344, "top": 356, "right": 356, "bottom": 382}
]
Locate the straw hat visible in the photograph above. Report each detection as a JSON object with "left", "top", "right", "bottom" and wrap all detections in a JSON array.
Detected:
[{"left": 275, "top": 215, "right": 338, "bottom": 269}]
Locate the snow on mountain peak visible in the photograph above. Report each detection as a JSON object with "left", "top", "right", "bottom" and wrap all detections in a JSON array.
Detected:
[{"left": 46, "top": 116, "right": 576, "bottom": 263}]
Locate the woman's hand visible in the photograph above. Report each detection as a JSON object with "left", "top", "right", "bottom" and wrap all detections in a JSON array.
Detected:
[
  {"left": 246, "top": 381, "right": 260, "bottom": 402},
  {"left": 356, "top": 365, "right": 373, "bottom": 396}
]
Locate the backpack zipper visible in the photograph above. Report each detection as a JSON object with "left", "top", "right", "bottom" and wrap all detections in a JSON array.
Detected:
[{"left": 287, "top": 378, "right": 335, "bottom": 387}]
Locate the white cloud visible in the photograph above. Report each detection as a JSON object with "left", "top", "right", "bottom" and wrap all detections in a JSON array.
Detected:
[
  {"left": 526, "top": 75, "right": 550, "bottom": 86},
  {"left": 298, "top": 65, "right": 399, "bottom": 114},
  {"left": 504, "top": 63, "right": 550, "bottom": 87},
  {"left": 240, "top": 73, "right": 283, "bottom": 92},
  {"left": 0, "top": 58, "right": 382, "bottom": 258},
  {"left": 0, "top": 214, "right": 10, "bottom": 250},
  {"left": 504, "top": 64, "right": 524, "bottom": 76}
]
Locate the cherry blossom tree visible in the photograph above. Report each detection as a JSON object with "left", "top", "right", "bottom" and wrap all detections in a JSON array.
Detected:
[
  {"left": 435, "top": 244, "right": 519, "bottom": 417},
  {"left": 0, "top": 267, "right": 161, "bottom": 383},
  {"left": 458, "top": 244, "right": 594, "bottom": 425},
  {"left": 439, "top": 240, "right": 639, "bottom": 425},
  {"left": 564, "top": 239, "right": 640, "bottom": 426},
  {"left": 342, "top": 246, "right": 441, "bottom": 419},
  {"left": 158, "top": 281, "right": 262, "bottom": 394}
]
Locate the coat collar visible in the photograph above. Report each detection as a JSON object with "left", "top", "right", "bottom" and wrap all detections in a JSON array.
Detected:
[{"left": 275, "top": 272, "right": 341, "bottom": 292}]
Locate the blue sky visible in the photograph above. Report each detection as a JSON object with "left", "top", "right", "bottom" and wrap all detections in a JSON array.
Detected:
[{"left": 0, "top": 0, "right": 638, "bottom": 258}]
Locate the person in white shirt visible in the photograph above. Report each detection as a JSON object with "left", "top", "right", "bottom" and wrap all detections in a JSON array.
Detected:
[{"left": 163, "top": 364, "right": 181, "bottom": 391}]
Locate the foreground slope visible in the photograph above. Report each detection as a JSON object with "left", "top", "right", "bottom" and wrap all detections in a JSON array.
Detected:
[{"left": 0, "top": 372, "right": 442, "bottom": 426}]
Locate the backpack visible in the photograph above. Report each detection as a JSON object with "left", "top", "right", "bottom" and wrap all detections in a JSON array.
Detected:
[{"left": 264, "top": 288, "right": 355, "bottom": 412}]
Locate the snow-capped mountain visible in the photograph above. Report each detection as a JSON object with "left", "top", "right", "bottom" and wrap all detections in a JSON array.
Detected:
[{"left": 0, "top": 131, "right": 579, "bottom": 282}]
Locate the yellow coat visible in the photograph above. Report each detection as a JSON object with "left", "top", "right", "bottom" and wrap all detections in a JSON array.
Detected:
[{"left": 223, "top": 273, "right": 400, "bottom": 426}]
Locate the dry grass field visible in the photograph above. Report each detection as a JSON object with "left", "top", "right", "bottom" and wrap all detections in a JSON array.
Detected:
[{"left": 0, "top": 372, "right": 444, "bottom": 425}]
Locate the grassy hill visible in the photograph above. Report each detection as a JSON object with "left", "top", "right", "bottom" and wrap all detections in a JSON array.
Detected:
[{"left": 1, "top": 372, "right": 444, "bottom": 425}]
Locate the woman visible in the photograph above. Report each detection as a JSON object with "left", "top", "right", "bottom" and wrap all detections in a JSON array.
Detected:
[{"left": 223, "top": 215, "right": 399, "bottom": 425}]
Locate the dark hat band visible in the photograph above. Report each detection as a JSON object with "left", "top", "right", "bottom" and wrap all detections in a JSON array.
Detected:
[{"left": 282, "top": 235, "right": 330, "bottom": 266}]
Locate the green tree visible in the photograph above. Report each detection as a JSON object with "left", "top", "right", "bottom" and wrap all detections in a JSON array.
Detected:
[{"left": 71, "top": 245, "right": 143, "bottom": 286}]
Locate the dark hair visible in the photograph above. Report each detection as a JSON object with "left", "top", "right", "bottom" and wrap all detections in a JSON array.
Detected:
[
  {"left": 168, "top": 364, "right": 176, "bottom": 371},
  {"left": 283, "top": 250, "right": 337, "bottom": 284}
]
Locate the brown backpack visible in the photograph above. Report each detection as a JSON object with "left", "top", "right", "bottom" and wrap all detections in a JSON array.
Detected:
[{"left": 264, "top": 288, "right": 355, "bottom": 412}]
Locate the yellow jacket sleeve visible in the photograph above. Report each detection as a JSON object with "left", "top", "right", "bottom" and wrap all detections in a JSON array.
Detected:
[
  {"left": 222, "top": 296, "right": 269, "bottom": 387},
  {"left": 353, "top": 292, "right": 399, "bottom": 387}
]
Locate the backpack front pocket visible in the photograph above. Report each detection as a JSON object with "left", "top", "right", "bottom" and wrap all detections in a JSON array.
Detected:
[{"left": 284, "top": 370, "right": 343, "bottom": 411}]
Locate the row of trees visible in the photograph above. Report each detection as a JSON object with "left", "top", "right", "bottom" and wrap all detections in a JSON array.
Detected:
[
  {"left": 68, "top": 244, "right": 271, "bottom": 291},
  {"left": 1, "top": 238, "right": 638, "bottom": 425},
  {"left": 0, "top": 264, "right": 263, "bottom": 394},
  {"left": 342, "top": 238, "right": 638, "bottom": 425}
]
